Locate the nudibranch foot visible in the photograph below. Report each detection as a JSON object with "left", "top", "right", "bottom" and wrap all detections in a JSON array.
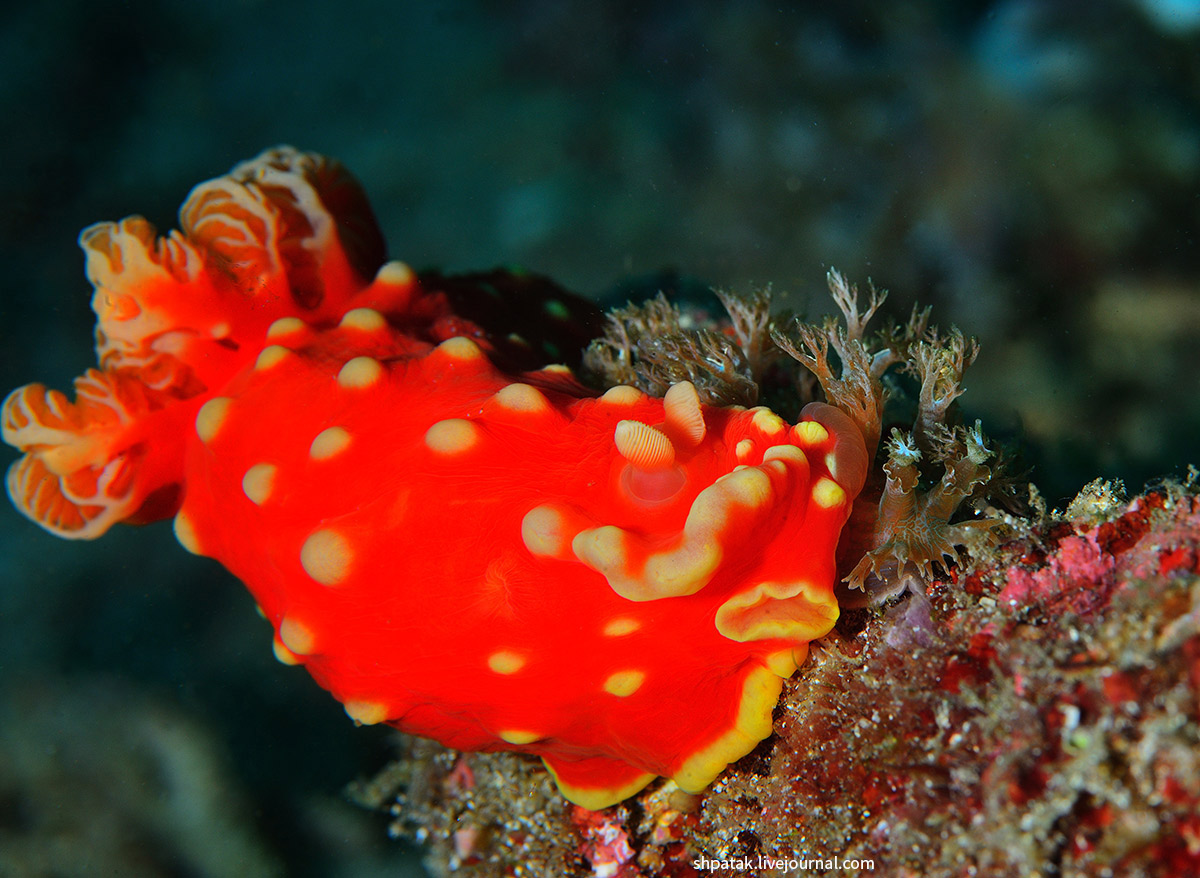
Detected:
[{"left": 542, "top": 756, "right": 658, "bottom": 812}]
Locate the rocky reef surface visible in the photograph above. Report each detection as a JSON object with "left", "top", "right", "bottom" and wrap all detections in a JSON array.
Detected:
[{"left": 357, "top": 475, "right": 1200, "bottom": 878}]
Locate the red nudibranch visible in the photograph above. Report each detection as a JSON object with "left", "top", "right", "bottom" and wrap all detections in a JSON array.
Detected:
[{"left": 2, "top": 147, "right": 868, "bottom": 809}]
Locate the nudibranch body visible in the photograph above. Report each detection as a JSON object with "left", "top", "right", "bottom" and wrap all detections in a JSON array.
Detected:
[{"left": 2, "top": 148, "right": 867, "bottom": 809}]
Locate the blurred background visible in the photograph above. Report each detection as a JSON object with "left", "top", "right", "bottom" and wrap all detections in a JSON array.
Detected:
[{"left": 0, "top": 1, "right": 1196, "bottom": 876}]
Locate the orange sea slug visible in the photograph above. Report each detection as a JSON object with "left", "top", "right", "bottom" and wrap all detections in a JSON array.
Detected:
[{"left": 2, "top": 147, "right": 869, "bottom": 809}]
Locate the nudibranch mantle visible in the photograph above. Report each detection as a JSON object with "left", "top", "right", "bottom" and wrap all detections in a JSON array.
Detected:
[{"left": 2, "top": 147, "right": 868, "bottom": 809}]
